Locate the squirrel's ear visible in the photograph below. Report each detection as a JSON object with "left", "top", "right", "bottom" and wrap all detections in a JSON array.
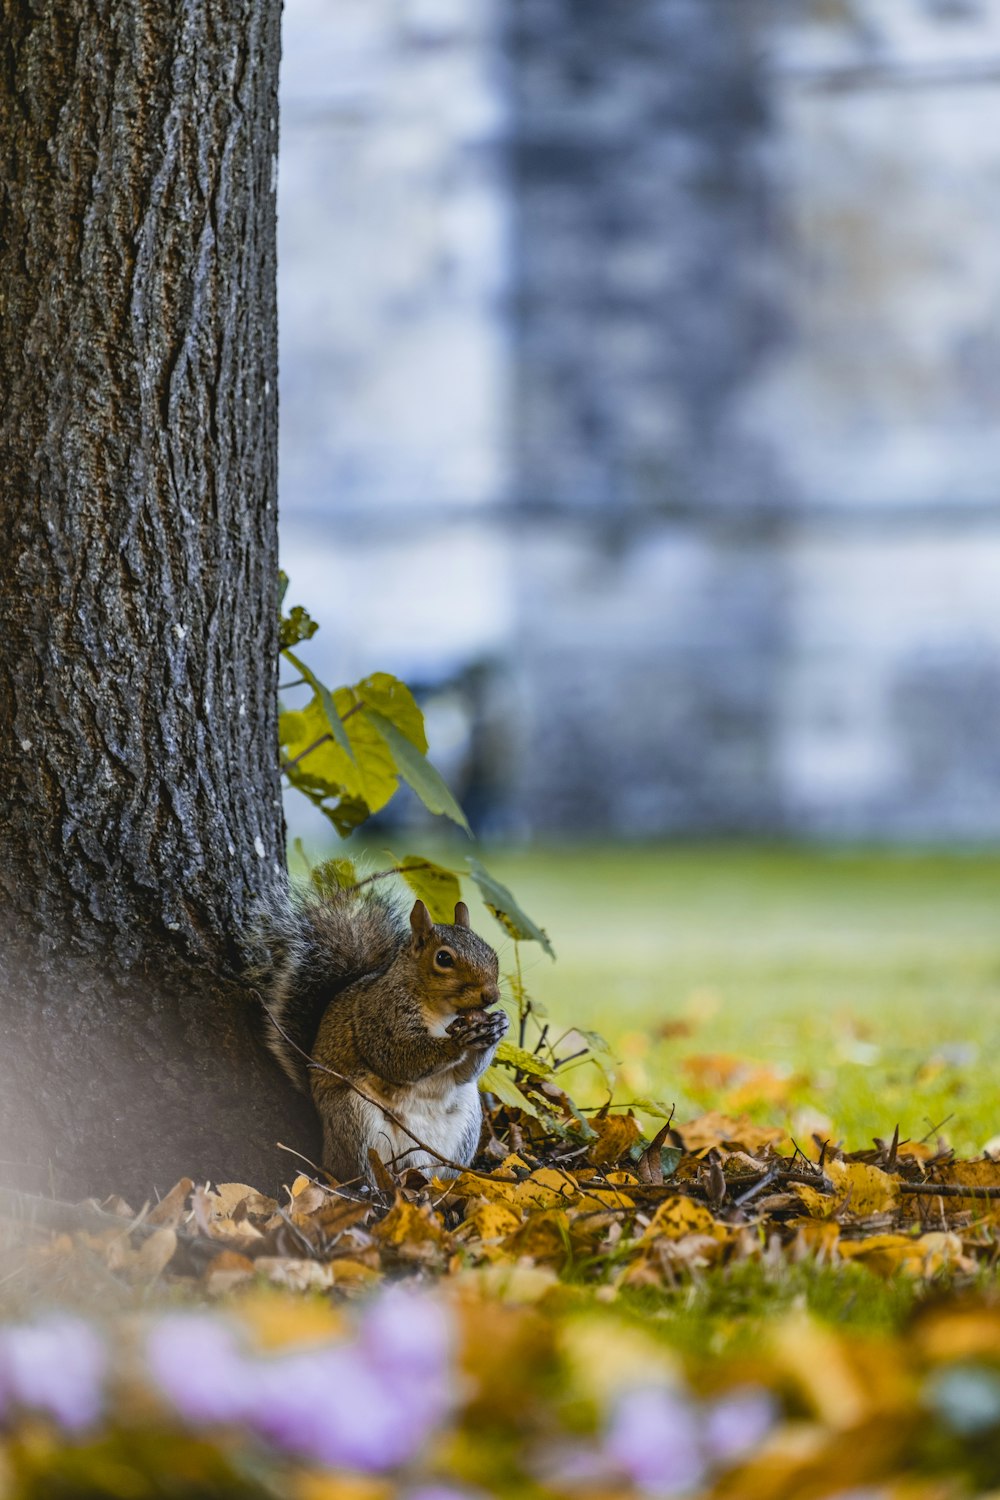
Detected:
[
  {"left": 454, "top": 901, "right": 471, "bottom": 929},
  {"left": 409, "top": 900, "right": 434, "bottom": 944}
]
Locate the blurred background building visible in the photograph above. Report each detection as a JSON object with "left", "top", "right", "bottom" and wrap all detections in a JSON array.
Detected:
[{"left": 278, "top": 0, "right": 1000, "bottom": 842}]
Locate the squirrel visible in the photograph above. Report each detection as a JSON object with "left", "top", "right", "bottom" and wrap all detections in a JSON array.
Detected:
[{"left": 255, "top": 885, "right": 509, "bottom": 1185}]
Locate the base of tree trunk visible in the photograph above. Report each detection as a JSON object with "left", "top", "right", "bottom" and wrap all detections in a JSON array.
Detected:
[{"left": 0, "top": 934, "right": 318, "bottom": 1203}]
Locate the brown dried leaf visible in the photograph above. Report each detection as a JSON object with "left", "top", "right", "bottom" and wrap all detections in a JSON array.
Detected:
[
  {"left": 676, "top": 1111, "right": 790, "bottom": 1154},
  {"left": 132, "top": 1227, "right": 178, "bottom": 1280},
  {"left": 146, "top": 1178, "right": 194, "bottom": 1228},
  {"left": 587, "top": 1112, "right": 641, "bottom": 1167}
]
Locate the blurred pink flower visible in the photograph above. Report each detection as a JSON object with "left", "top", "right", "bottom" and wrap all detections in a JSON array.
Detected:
[
  {"left": 146, "top": 1313, "right": 255, "bottom": 1425},
  {"left": 605, "top": 1385, "right": 705, "bottom": 1496},
  {"left": 0, "top": 1317, "right": 106, "bottom": 1432},
  {"left": 250, "top": 1289, "right": 453, "bottom": 1471},
  {"left": 703, "top": 1387, "right": 776, "bottom": 1463}
]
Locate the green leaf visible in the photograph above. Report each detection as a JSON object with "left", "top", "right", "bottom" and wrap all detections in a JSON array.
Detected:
[
  {"left": 279, "top": 605, "right": 319, "bottom": 651},
  {"left": 622, "top": 1096, "right": 677, "bottom": 1121},
  {"left": 281, "top": 694, "right": 397, "bottom": 813},
  {"left": 660, "top": 1145, "right": 683, "bottom": 1178},
  {"left": 282, "top": 650, "right": 356, "bottom": 764},
  {"left": 494, "top": 1039, "right": 552, "bottom": 1078},
  {"left": 478, "top": 1065, "right": 541, "bottom": 1119},
  {"left": 628, "top": 1141, "right": 682, "bottom": 1179},
  {"left": 466, "top": 858, "right": 555, "bottom": 958},
  {"left": 356, "top": 674, "right": 427, "bottom": 753},
  {"left": 574, "top": 1029, "right": 618, "bottom": 1069},
  {"left": 365, "top": 709, "right": 471, "bottom": 834},
  {"left": 317, "top": 795, "right": 373, "bottom": 839},
  {"left": 310, "top": 858, "right": 358, "bottom": 898},
  {"left": 397, "top": 855, "right": 463, "bottom": 924},
  {"left": 279, "top": 569, "right": 290, "bottom": 607},
  {"left": 278, "top": 708, "right": 308, "bottom": 749}
]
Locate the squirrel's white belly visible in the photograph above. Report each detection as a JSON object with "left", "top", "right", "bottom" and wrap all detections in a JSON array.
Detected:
[{"left": 363, "top": 1075, "right": 480, "bottom": 1176}]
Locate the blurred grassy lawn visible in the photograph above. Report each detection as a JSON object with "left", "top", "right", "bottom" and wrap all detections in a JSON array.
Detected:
[{"left": 433, "top": 843, "right": 1000, "bottom": 1158}]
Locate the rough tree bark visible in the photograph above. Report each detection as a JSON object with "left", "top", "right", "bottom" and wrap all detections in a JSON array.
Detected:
[{"left": 0, "top": 0, "right": 317, "bottom": 1199}]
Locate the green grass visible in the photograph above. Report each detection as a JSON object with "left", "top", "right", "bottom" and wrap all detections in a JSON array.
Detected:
[
  {"left": 366, "top": 843, "right": 1000, "bottom": 1159},
  {"left": 495, "top": 844, "right": 1000, "bottom": 1157},
  {"left": 616, "top": 1258, "right": 923, "bottom": 1354}
]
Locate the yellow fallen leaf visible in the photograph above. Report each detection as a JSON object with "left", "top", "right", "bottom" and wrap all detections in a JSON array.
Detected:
[
  {"left": 587, "top": 1112, "right": 641, "bottom": 1167},
  {"left": 836, "top": 1234, "right": 917, "bottom": 1275},
  {"left": 502, "top": 1209, "right": 572, "bottom": 1266},
  {"left": 926, "top": 1159, "right": 1000, "bottom": 1215},
  {"left": 825, "top": 1159, "right": 901, "bottom": 1216},
  {"left": 642, "top": 1196, "right": 719, "bottom": 1241},
  {"left": 372, "top": 1198, "right": 448, "bottom": 1250},
  {"left": 517, "top": 1166, "right": 579, "bottom": 1208},
  {"left": 459, "top": 1201, "right": 523, "bottom": 1242},
  {"left": 328, "top": 1259, "right": 381, "bottom": 1290},
  {"left": 838, "top": 1231, "right": 966, "bottom": 1278},
  {"left": 450, "top": 1156, "right": 529, "bottom": 1206}
]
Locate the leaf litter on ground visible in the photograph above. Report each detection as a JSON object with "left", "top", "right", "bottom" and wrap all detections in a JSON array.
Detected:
[{"left": 4, "top": 1071, "right": 1000, "bottom": 1495}]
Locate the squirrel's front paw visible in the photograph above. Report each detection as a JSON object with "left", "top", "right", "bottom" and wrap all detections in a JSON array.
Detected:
[{"left": 448, "top": 1008, "right": 509, "bottom": 1050}]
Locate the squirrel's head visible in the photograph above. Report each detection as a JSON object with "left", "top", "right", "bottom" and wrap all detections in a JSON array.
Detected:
[{"left": 407, "top": 899, "right": 501, "bottom": 1019}]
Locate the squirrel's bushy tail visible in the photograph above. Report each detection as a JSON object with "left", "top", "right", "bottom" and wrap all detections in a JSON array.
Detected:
[{"left": 249, "top": 883, "right": 405, "bottom": 1090}]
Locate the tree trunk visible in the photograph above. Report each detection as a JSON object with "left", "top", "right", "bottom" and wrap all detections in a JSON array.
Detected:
[{"left": 0, "top": 0, "right": 317, "bottom": 1201}]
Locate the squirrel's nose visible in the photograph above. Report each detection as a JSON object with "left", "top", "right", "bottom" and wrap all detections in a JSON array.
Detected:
[{"left": 481, "top": 982, "right": 500, "bottom": 1007}]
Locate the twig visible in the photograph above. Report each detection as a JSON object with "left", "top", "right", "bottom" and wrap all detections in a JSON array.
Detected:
[
  {"left": 552, "top": 1047, "right": 588, "bottom": 1070},
  {"left": 920, "top": 1113, "right": 955, "bottom": 1144},
  {"left": 732, "top": 1167, "right": 779, "bottom": 1208},
  {"left": 281, "top": 703, "right": 365, "bottom": 773},
  {"left": 283, "top": 734, "right": 332, "bottom": 772},
  {"left": 274, "top": 1142, "right": 374, "bottom": 1204},
  {"left": 900, "top": 1182, "right": 1000, "bottom": 1199}
]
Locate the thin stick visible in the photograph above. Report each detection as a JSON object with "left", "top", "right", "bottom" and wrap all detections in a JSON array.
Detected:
[
  {"left": 283, "top": 734, "right": 332, "bottom": 771},
  {"left": 732, "top": 1167, "right": 779, "bottom": 1208},
  {"left": 281, "top": 704, "right": 365, "bottom": 773},
  {"left": 900, "top": 1182, "right": 1000, "bottom": 1199}
]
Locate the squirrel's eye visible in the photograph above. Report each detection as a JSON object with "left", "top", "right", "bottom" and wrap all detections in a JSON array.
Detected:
[{"left": 435, "top": 949, "right": 455, "bottom": 968}]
